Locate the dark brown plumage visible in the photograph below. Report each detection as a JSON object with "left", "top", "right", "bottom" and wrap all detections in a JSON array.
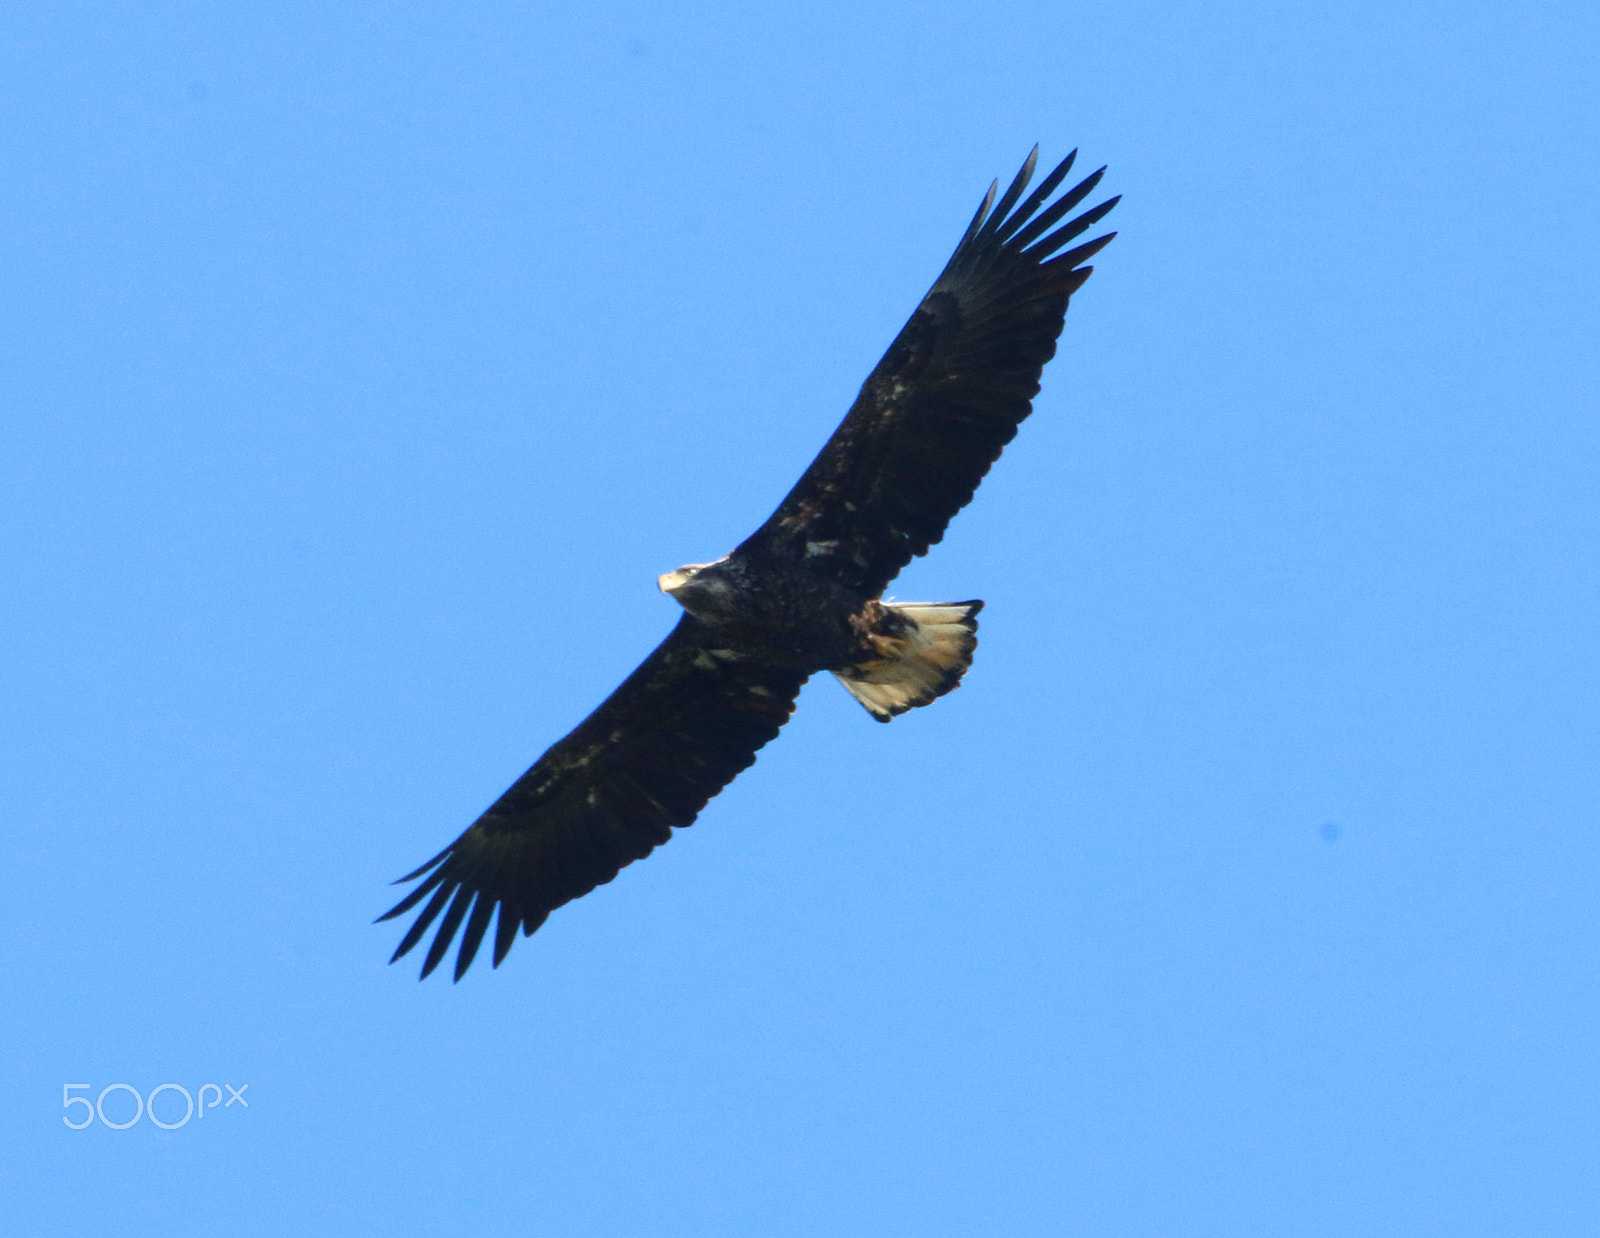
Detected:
[
  {"left": 743, "top": 148, "right": 1117, "bottom": 597},
  {"left": 379, "top": 147, "right": 1117, "bottom": 979}
]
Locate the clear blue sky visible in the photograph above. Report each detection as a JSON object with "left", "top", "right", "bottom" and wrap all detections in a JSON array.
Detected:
[{"left": 4, "top": 2, "right": 1598, "bottom": 1234}]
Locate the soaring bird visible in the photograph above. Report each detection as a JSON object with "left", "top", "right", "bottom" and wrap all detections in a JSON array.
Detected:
[{"left": 381, "top": 147, "right": 1118, "bottom": 979}]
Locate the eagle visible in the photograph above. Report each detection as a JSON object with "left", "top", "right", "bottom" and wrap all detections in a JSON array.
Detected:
[{"left": 380, "top": 147, "right": 1118, "bottom": 980}]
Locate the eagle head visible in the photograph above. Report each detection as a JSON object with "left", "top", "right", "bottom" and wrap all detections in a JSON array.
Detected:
[
  {"left": 657, "top": 562, "right": 707, "bottom": 596},
  {"left": 658, "top": 556, "right": 735, "bottom": 619}
]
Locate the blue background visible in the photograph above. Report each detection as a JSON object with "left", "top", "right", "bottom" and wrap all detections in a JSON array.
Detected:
[{"left": 4, "top": 2, "right": 1598, "bottom": 1233}]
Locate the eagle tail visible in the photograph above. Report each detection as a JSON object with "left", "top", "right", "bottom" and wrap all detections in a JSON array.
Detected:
[{"left": 833, "top": 600, "right": 983, "bottom": 722}]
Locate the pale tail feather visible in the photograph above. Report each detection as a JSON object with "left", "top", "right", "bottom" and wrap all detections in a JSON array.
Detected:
[{"left": 833, "top": 600, "right": 983, "bottom": 722}]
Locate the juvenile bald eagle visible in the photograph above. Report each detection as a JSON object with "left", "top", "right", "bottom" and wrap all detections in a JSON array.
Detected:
[{"left": 381, "top": 147, "right": 1118, "bottom": 979}]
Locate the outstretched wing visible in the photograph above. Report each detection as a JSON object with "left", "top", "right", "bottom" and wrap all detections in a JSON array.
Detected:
[
  {"left": 739, "top": 147, "right": 1118, "bottom": 597},
  {"left": 378, "top": 616, "right": 806, "bottom": 980}
]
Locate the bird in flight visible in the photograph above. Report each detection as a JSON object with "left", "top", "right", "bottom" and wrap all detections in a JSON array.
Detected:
[{"left": 380, "top": 147, "right": 1118, "bottom": 980}]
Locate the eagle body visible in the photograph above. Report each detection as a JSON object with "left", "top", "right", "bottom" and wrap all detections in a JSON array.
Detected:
[
  {"left": 660, "top": 551, "right": 986, "bottom": 720},
  {"left": 381, "top": 147, "right": 1119, "bottom": 980},
  {"left": 657, "top": 552, "right": 870, "bottom": 669}
]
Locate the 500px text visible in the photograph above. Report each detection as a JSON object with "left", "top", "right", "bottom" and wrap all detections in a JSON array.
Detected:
[{"left": 62, "top": 1083, "right": 249, "bottom": 1130}]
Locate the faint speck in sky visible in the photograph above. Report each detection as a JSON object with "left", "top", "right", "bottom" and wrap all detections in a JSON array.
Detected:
[{"left": 1319, "top": 821, "right": 1341, "bottom": 843}]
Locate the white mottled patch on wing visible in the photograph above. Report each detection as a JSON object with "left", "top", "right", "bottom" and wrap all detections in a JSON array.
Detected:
[{"left": 692, "top": 648, "right": 744, "bottom": 670}]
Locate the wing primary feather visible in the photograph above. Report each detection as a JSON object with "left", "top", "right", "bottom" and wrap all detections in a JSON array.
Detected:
[
  {"left": 388, "top": 880, "right": 457, "bottom": 963},
  {"left": 521, "top": 909, "right": 551, "bottom": 937},
  {"left": 993, "top": 149, "right": 1078, "bottom": 243},
  {"left": 1027, "top": 197, "right": 1121, "bottom": 261},
  {"left": 391, "top": 846, "right": 452, "bottom": 886},
  {"left": 491, "top": 903, "right": 520, "bottom": 967},
  {"left": 1047, "top": 231, "right": 1119, "bottom": 272},
  {"left": 1007, "top": 169, "right": 1108, "bottom": 252},
  {"left": 374, "top": 863, "right": 451, "bottom": 923},
  {"left": 952, "top": 178, "right": 1000, "bottom": 255},
  {"left": 420, "top": 884, "right": 476, "bottom": 979},
  {"left": 975, "top": 146, "right": 1038, "bottom": 243},
  {"left": 453, "top": 891, "right": 497, "bottom": 982}
]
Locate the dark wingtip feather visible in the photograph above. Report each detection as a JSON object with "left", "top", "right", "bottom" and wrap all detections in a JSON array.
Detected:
[
  {"left": 995, "top": 149, "right": 1078, "bottom": 243},
  {"left": 452, "top": 892, "right": 497, "bottom": 982},
  {"left": 388, "top": 879, "right": 456, "bottom": 963},
  {"left": 491, "top": 903, "right": 520, "bottom": 968},
  {"left": 1008, "top": 169, "right": 1108, "bottom": 253},
  {"left": 374, "top": 862, "right": 451, "bottom": 923},
  {"left": 419, "top": 884, "right": 476, "bottom": 979},
  {"left": 977, "top": 147, "right": 1039, "bottom": 243},
  {"left": 953, "top": 178, "right": 1000, "bottom": 254},
  {"left": 1029, "top": 196, "right": 1120, "bottom": 260},
  {"left": 1054, "top": 231, "right": 1117, "bottom": 271},
  {"left": 392, "top": 846, "right": 452, "bottom": 885}
]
